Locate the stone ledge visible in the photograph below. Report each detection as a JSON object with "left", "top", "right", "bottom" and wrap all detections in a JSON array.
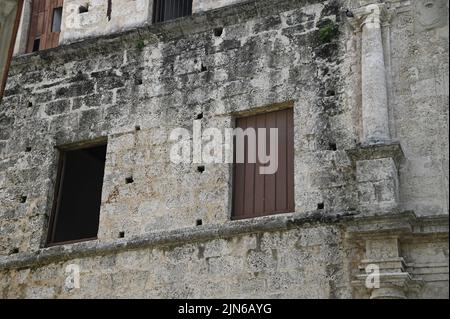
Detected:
[
  {"left": 0, "top": 210, "right": 447, "bottom": 271},
  {"left": 346, "top": 141, "right": 405, "bottom": 166},
  {"left": 0, "top": 210, "right": 358, "bottom": 271}
]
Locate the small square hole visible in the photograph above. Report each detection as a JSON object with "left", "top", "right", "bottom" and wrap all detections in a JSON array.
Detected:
[
  {"left": 20, "top": 196, "right": 27, "bottom": 203},
  {"left": 196, "top": 113, "right": 203, "bottom": 120},
  {"left": 79, "top": 5, "right": 89, "bottom": 14},
  {"left": 27, "top": 101, "right": 33, "bottom": 108},
  {"left": 125, "top": 177, "right": 134, "bottom": 184},
  {"left": 135, "top": 125, "right": 141, "bottom": 131},
  {"left": 196, "top": 219, "right": 203, "bottom": 226},
  {"left": 213, "top": 27, "right": 223, "bottom": 37},
  {"left": 197, "top": 166, "right": 205, "bottom": 173},
  {"left": 25, "top": 147, "right": 32, "bottom": 152},
  {"left": 329, "top": 143, "right": 337, "bottom": 151},
  {"left": 119, "top": 231, "right": 125, "bottom": 238},
  {"left": 317, "top": 203, "right": 325, "bottom": 210},
  {"left": 10, "top": 248, "right": 19, "bottom": 254}
]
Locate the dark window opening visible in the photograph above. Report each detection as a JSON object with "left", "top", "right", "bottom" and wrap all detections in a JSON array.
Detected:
[
  {"left": 32, "top": 38, "right": 40, "bottom": 52},
  {"left": 153, "top": 0, "right": 193, "bottom": 23},
  {"left": 47, "top": 144, "right": 107, "bottom": 245},
  {"left": 196, "top": 219, "right": 203, "bottom": 226},
  {"left": 317, "top": 202, "right": 325, "bottom": 210},
  {"left": 232, "top": 108, "right": 295, "bottom": 220},
  {"left": 51, "top": 7, "right": 63, "bottom": 32},
  {"left": 119, "top": 231, "right": 125, "bottom": 238}
]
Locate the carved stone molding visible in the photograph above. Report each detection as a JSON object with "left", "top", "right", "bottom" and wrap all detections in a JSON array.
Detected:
[{"left": 346, "top": 212, "right": 448, "bottom": 299}]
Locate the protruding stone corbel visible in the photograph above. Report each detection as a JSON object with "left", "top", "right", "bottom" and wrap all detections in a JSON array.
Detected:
[{"left": 346, "top": 142, "right": 404, "bottom": 214}]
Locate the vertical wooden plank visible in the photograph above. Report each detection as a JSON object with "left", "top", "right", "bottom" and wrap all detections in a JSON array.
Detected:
[
  {"left": 286, "top": 108, "right": 295, "bottom": 212},
  {"left": 276, "top": 109, "right": 287, "bottom": 212},
  {"left": 37, "top": 10, "right": 44, "bottom": 36},
  {"left": 233, "top": 117, "right": 246, "bottom": 218},
  {"left": 244, "top": 115, "right": 256, "bottom": 216},
  {"left": 254, "top": 113, "right": 266, "bottom": 216},
  {"left": 26, "top": 0, "right": 39, "bottom": 52},
  {"left": 264, "top": 111, "right": 276, "bottom": 213}
]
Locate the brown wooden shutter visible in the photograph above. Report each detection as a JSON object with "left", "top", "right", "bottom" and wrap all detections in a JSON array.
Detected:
[
  {"left": 233, "top": 108, "right": 295, "bottom": 219},
  {"left": 26, "top": 0, "right": 63, "bottom": 53}
]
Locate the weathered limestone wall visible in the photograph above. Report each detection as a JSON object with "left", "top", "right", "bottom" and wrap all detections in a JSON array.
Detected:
[
  {"left": 387, "top": 0, "right": 449, "bottom": 215},
  {"left": 1, "top": 223, "right": 348, "bottom": 298},
  {"left": 1, "top": 0, "right": 354, "bottom": 250},
  {"left": 59, "top": 0, "right": 251, "bottom": 45},
  {"left": 0, "top": 0, "right": 448, "bottom": 298},
  {"left": 59, "top": 0, "right": 153, "bottom": 44}
]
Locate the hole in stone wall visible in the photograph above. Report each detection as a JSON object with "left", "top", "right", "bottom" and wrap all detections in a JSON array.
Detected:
[
  {"left": 27, "top": 101, "right": 33, "bottom": 108},
  {"left": 213, "top": 27, "right": 223, "bottom": 37},
  {"left": 135, "top": 125, "right": 141, "bottom": 131},
  {"left": 317, "top": 203, "right": 325, "bottom": 210},
  {"left": 20, "top": 196, "right": 27, "bottom": 203},
  {"left": 125, "top": 176, "right": 134, "bottom": 184},
  {"left": 79, "top": 4, "right": 89, "bottom": 14},
  {"left": 196, "top": 112, "right": 203, "bottom": 120},
  {"left": 197, "top": 166, "right": 205, "bottom": 173},
  {"left": 200, "top": 64, "right": 207, "bottom": 72},
  {"left": 25, "top": 146, "right": 32, "bottom": 152},
  {"left": 10, "top": 248, "right": 19, "bottom": 254},
  {"left": 329, "top": 143, "right": 337, "bottom": 151},
  {"left": 326, "top": 90, "right": 336, "bottom": 96},
  {"left": 135, "top": 78, "right": 143, "bottom": 85},
  {"left": 119, "top": 231, "right": 125, "bottom": 238},
  {"left": 196, "top": 219, "right": 203, "bottom": 226}
]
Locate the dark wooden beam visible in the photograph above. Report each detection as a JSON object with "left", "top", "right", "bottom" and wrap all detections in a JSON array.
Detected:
[{"left": 0, "top": 0, "right": 24, "bottom": 104}]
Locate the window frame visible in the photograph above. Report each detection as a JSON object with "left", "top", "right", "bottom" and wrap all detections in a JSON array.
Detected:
[
  {"left": 231, "top": 106, "right": 295, "bottom": 220},
  {"left": 46, "top": 139, "right": 107, "bottom": 247}
]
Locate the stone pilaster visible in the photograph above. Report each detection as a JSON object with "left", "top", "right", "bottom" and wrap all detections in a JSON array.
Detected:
[
  {"left": 347, "top": 3, "right": 402, "bottom": 214},
  {"left": 352, "top": 3, "right": 391, "bottom": 145}
]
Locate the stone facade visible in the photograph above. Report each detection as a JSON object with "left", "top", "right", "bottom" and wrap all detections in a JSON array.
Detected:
[{"left": 0, "top": 0, "right": 448, "bottom": 298}]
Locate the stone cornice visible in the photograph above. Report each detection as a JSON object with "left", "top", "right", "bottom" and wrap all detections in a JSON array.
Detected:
[
  {"left": 346, "top": 141, "right": 405, "bottom": 167},
  {"left": 0, "top": 210, "right": 447, "bottom": 271}
]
